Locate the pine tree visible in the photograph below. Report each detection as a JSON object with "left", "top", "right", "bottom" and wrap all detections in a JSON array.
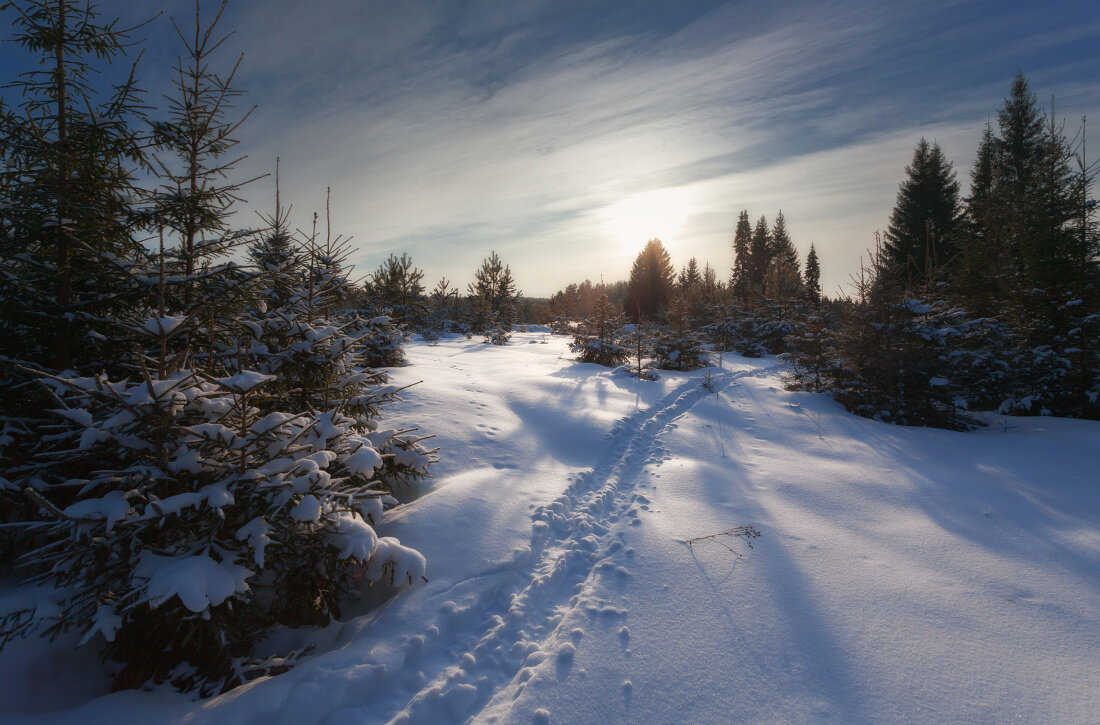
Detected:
[
  {"left": 730, "top": 210, "right": 752, "bottom": 304},
  {"left": 467, "top": 250, "right": 520, "bottom": 339},
  {"left": 883, "top": 139, "right": 961, "bottom": 286},
  {"left": 804, "top": 242, "right": 821, "bottom": 304},
  {"left": 427, "top": 277, "right": 458, "bottom": 336},
  {"left": 367, "top": 252, "right": 425, "bottom": 324},
  {"left": 624, "top": 238, "right": 675, "bottom": 321}
]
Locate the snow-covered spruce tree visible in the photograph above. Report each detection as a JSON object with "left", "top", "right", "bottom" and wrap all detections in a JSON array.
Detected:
[
  {"left": 1, "top": 350, "right": 430, "bottom": 692},
  {"left": 653, "top": 294, "right": 707, "bottom": 371},
  {"left": 627, "top": 317, "right": 657, "bottom": 380},
  {"left": 702, "top": 304, "right": 793, "bottom": 358},
  {"left": 702, "top": 304, "right": 737, "bottom": 352},
  {"left": 571, "top": 293, "right": 628, "bottom": 366},
  {"left": 238, "top": 173, "right": 433, "bottom": 491},
  {"left": 1, "top": 177, "right": 436, "bottom": 693},
  {"left": 483, "top": 313, "right": 511, "bottom": 346},
  {"left": 308, "top": 189, "right": 359, "bottom": 319},
  {"left": 782, "top": 304, "right": 839, "bottom": 393},
  {"left": 829, "top": 243, "right": 970, "bottom": 429},
  {"left": 952, "top": 75, "right": 1099, "bottom": 418},
  {"left": 0, "top": 0, "right": 152, "bottom": 559}
]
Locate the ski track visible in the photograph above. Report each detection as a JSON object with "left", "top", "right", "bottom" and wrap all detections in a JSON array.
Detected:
[{"left": 385, "top": 362, "right": 780, "bottom": 725}]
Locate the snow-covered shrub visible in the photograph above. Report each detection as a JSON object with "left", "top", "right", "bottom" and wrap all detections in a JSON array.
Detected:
[
  {"left": 703, "top": 303, "right": 798, "bottom": 357},
  {"left": 483, "top": 312, "right": 512, "bottom": 345},
  {"left": 571, "top": 294, "right": 628, "bottom": 366},
  {"left": 782, "top": 307, "right": 838, "bottom": 393},
  {"left": 550, "top": 316, "right": 574, "bottom": 336},
  {"left": 624, "top": 322, "right": 657, "bottom": 380},
  {"left": 830, "top": 292, "right": 973, "bottom": 429},
  {"left": 357, "top": 313, "right": 408, "bottom": 368},
  {"left": 652, "top": 295, "right": 707, "bottom": 371}
]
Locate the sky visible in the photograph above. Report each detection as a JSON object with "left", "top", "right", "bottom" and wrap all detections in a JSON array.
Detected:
[{"left": 4, "top": 0, "right": 1100, "bottom": 297}]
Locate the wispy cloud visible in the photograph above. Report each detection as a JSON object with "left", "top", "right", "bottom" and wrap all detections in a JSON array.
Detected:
[{"left": 197, "top": 0, "right": 1100, "bottom": 295}]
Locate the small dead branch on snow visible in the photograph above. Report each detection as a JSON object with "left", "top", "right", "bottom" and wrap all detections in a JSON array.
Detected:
[{"left": 682, "top": 525, "right": 761, "bottom": 556}]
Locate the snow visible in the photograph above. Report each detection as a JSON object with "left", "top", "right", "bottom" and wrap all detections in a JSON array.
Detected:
[
  {"left": 62, "top": 490, "right": 130, "bottom": 531},
  {"left": 216, "top": 370, "right": 276, "bottom": 392},
  {"left": 329, "top": 511, "right": 379, "bottom": 560},
  {"left": 237, "top": 517, "right": 273, "bottom": 567},
  {"left": 141, "top": 316, "right": 188, "bottom": 337},
  {"left": 345, "top": 445, "right": 383, "bottom": 476},
  {"left": 2, "top": 332, "right": 1098, "bottom": 723},
  {"left": 290, "top": 494, "right": 322, "bottom": 522},
  {"left": 135, "top": 552, "right": 251, "bottom": 613}
]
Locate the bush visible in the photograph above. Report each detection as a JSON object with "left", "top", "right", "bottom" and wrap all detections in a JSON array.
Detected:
[{"left": 571, "top": 294, "right": 628, "bottom": 366}]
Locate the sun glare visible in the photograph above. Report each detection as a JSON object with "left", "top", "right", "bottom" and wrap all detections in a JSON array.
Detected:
[{"left": 602, "top": 187, "right": 693, "bottom": 250}]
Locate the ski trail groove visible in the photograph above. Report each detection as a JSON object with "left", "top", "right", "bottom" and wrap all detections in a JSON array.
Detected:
[{"left": 388, "top": 364, "right": 778, "bottom": 724}]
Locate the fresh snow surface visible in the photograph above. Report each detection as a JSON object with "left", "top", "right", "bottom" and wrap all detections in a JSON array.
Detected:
[{"left": 2, "top": 332, "right": 1098, "bottom": 723}]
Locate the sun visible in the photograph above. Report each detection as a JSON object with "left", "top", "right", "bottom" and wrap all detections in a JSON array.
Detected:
[{"left": 602, "top": 187, "right": 693, "bottom": 250}]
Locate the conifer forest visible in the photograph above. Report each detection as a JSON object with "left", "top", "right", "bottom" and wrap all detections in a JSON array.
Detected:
[{"left": 0, "top": 2, "right": 1097, "bottom": 723}]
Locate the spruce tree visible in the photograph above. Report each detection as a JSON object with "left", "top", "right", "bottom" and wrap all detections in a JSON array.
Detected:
[
  {"left": 956, "top": 122, "right": 1007, "bottom": 308},
  {"left": 625, "top": 238, "right": 675, "bottom": 321},
  {"left": 882, "top": 138, "right": 960, "bottom": 286},
  {"left": 997, "top": 72, "right": 1044, "bottom": 200},
  {"left": 766, "top": 210, "right": 802, "bottom": 300},
  {"left": 151, "top": 0, "right": 253, "bottom": 294},
  {"left": 730, "top": 210, "right": 752, "bottom": 304},
  {"left": 804, "top": 242, "right": 821, "bottom": 304},
  {"left": 653, "top": 293, "right": 707, "bottom": 371},
  {"left": 144, "top": 0, "right": 256, "bottom": 372},
  {"left": 248, "top": 159, "right": 301, "bottom": 308},
  {"left": 0, "top": 0, "right": 148, "bottom": 370},
  {"left": 748, "top": 215, "right": 771, "bottom": 299},
  {"left": 678, "top": 257, "right": 702, "bottom": 291},
  {"left": 571, "top": 293, "right": 627, "bottom": 366}
]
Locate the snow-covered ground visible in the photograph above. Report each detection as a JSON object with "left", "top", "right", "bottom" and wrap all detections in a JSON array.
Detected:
[{"left": 2, "top": 332, "right": 1098, "bottom": 723}]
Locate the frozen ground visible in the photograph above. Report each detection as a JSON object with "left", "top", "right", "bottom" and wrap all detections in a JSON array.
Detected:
[{"left": 2, "top": 332, "right": 1098, "bottom": 723}]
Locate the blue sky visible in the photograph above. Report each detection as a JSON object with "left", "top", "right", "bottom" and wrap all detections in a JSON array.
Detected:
[{"left": 4, "top": 0, "right": 1100, "bottom": 296}]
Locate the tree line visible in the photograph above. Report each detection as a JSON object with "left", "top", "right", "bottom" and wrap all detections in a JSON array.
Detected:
[{"left": 554, "top": 71, "right": 1096, "bottom": 425}]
